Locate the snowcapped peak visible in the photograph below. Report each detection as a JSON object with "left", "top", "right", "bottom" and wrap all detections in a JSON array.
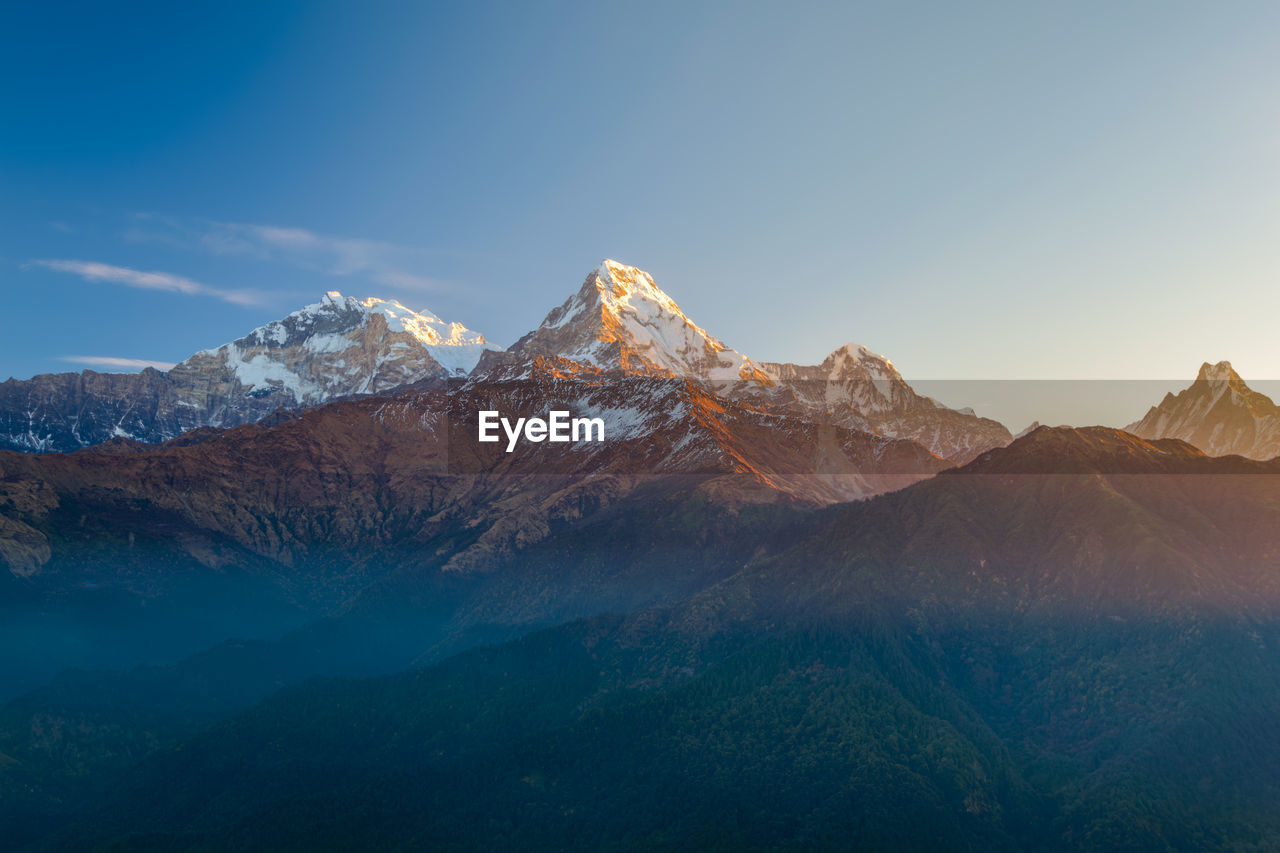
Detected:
[
  {"left": 176, "top": 291, "right": 498, "bottom": 406},
  {"left": 354, "top": 296, "right": 481, "bottom": 347},
  {"left": 499, "top": 261, "right": 763, "bottom": 381},
  {"left": 597, "top": 258, "right": 645, "bottom": 284},
  {"left": 820, "top": 343, "right": 900, "bottom": 382},
  {"left": 477, "top": 258, "right": 1012, "bottom": 463},
  {"left": 594, "top": 259, "right": 685, "bottom": 316},
  {"left": 1196, "top": 360, "right": 1240, "bottom": 384},
  {"left": 272, "top": 293, "right": 486, "bottom": 351},
  {"left": 829, "top": 342, "right": 891, "bottom": 365}
]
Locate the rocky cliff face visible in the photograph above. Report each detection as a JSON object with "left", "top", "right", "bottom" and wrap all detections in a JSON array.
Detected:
[
  {"left": 0, "top": 367, "right": 177, "bottom": 453},
  {"left": 0, "top": 293, "right": 495, "bottom": 453},
  {"left": 1126, "top": 361, "right": 1280, "bottom": 460}
]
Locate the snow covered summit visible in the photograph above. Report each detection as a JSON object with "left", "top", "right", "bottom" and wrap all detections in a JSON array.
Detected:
[
  {"left": 173, "top": 291, "right": 494, "bottom": 409},
  {"left": 0, "top": 291, "right": 501, "bottom": 452},
  {"left": 492, "top": 259, "right": 769, "bottom": 381}
]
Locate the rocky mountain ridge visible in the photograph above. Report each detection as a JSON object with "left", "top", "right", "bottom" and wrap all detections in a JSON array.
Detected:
[
  {"left": 751, "top": 342, "right": 1011, "bottom": 463},
  {"left": 3, "top": 259, "right": 1015, "bottom": 464}
]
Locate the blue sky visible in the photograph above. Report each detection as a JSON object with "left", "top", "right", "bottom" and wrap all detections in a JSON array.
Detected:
[{"left": 3, "top": 0, "right": 1279, "bottom": 391}]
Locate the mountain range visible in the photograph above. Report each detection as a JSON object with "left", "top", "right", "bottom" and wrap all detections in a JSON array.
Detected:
[
  {"left": 1, "top": 260, "right": 1010, "bottom": 465},
  {"left": 3, "top": 260, "right": 1277, "bottom": 627},
  {"left": 0, "top": 293, "right": 491, "bottom": 452},
  {"left": 479, "top": 260, "right": 1012, "bottom": 463},
  {"left": 9, "top": 258, "right": 1273, "bottom": 471},
  {"left": 4, "top": 259, "right": 1280, "bottom": 849}
]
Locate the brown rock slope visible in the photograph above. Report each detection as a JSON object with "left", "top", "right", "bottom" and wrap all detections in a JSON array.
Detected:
[{"left": 0, "top": 371, "right": 950, "bottom": 598}]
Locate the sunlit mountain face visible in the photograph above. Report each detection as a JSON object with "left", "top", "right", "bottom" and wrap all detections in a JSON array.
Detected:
[
  {"left": 1128, "top": 361, "right": 1280, "bottom": 461},
  {"left": 4, "top": 262, "right": 1280, "bottom": 851}
]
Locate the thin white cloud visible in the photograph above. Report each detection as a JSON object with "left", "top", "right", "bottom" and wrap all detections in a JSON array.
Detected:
[
  {"left": 59, "top": 356, "right": 177, "bottom": 371},
  {"left": 371, "top": 269, "right": 440, "bottom": 291},
  {"left": 29, "top": 259, "right": 262, "bottom": 306},
  {"left": 248, "top": 225, "right": 322, "bottom": 250},
  {"left": 213, "top": 221, "right": 448, "bottom": 293},
  {"left": 127, "top": 215, "right": 450, "bottom": 295}
]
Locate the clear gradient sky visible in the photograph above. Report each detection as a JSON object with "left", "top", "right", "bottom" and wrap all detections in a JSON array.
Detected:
[{"left": 3, "top": 1, "right": 1279, "bottom": 399}]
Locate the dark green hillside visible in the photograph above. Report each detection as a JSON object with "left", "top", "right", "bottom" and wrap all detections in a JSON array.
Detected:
[{"left": 30, "top": 608, "right": 1280, "bottom": 852}]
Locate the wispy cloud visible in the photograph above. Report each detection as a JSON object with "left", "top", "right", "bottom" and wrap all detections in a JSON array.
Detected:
[
  {"left": 29, "top": 259, "right": 262, "bottom": 306},
  {"left": 126, "top": 214, "right": 448, "bottom": 294},
  {"left": 59, "top": 356, "right": 177, "bottom": 371},
  {"left": 207, "top": 222, "right": 447, "bottom": 292}
]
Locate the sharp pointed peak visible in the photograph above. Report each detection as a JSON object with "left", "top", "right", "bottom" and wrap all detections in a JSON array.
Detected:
[
  {"left": 592, "top": 258, "right": 648, "bottom": 285},
  {"left": 1196, "top": 360, "right": 1244, "bottom": 384},
  {"left": 598, "top": 258, "right": 642, "bottom": 276},
  {"left": 587, "top": 258, "right": 673, "bottom": 300},
  {"left": 560, "top": 260, "right": 692, "bottom": 333}
]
